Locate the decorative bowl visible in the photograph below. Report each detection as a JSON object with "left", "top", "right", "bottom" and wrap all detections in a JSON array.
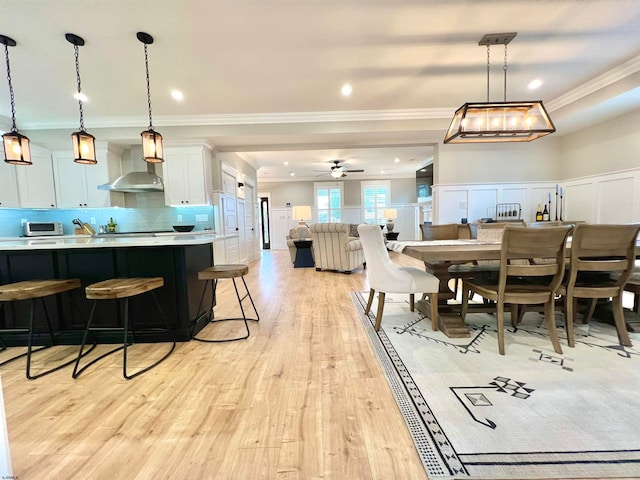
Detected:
[{"left": 173, "top": 225, "right": 195, "bottom": 232}]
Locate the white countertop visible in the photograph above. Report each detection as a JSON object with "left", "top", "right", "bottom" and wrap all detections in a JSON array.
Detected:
[{"left": 0, "top": 231, "right": 237, "bottom": 251}]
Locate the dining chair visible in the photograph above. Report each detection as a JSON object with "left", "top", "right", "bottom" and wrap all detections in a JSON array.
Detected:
[
  {"left": 460, "top": 224, "right": 572, "bottom": 355},
  {"left": 421, "top": 223, "right": 473, "bottom": 297},
  {"left": 557, "top": 223, "right": 640, "bottom": 348},
  {"left": 358, "top": 224, "right": 439, "bottom": 331}
]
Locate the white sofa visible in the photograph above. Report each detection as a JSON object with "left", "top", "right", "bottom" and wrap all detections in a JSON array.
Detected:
[
  {"left": 309, "top": 223, "right": 365, "bottom": 273},
  {"left": 286, "top": 226, "right": 313, "bottom": 264}
]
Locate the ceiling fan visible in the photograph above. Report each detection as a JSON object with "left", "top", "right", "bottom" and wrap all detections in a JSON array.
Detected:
[{"left": 315, "top": 160, "right": 364, "bottom": 178}]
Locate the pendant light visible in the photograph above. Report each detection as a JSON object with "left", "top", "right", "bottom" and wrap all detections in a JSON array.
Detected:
[
  {"left": 0, "top": 34, "right": 31, "bottom": 165},
  {"left": 137, "top": 32, "right": 163, "bottom": 163},
  {"left": 444, "top": 32, "right": 555, "bottom": 144},
  {"left": 66, "top": 33, "right": 97, "bottom": 164}
]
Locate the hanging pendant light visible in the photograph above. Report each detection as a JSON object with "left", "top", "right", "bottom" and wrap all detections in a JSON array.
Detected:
[
  {"left": 137, "top": 32, "right": 163, "bottom": 163},
  {"left": 444, "top": 32, "right": 555, "bottom": 144},
  {"left": 66, "top": 33, "right": 97, "bottom": 164},
  {"left": 0, "top": 34, "right": 31, "bottom": 165}
]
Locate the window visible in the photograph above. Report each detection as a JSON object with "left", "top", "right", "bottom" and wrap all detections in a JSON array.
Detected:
[
  {"left": 362, "top": 180, "right": 390, "bottom": 225},
  {"left": 314, "top": 182, "right": 343, "bottom": 222}
]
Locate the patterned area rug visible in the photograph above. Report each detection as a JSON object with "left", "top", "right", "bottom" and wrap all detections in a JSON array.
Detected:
[{"left": 350, "top": 291, "right": 640, "bottom": 479}]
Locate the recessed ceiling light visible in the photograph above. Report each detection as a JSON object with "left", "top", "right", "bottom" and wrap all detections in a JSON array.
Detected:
[
  {"left": 380, "top": 170, "right": 384, "bottom": 174},
  {"left": 284, "top": 161, "right": 288, "bottom": 166},
  {"left": 528, "top": 79, "right": 543, "bottom": 90},
  {"left": 341, "top": 84, "right": 352, "bottom": 96},
  {"left": 73, "top": 92, "right": 88, "bottom": 102},
  {"left": 171, "top": 90, "right": 184, "bottom": 101},
  {"left": 290, "top": 172, "right": 295, "bottom": 176},
  {"left": 394, "top": 158, "right": 400, "bottom": 163}
]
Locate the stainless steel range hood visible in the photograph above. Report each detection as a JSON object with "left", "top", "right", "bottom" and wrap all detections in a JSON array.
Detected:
[{"left": 98, "top": 161, "right": 164, "bottom": 193}]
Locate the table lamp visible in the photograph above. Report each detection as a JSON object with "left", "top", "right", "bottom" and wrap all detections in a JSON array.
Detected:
[
  {"left": 292, "top": 205, "right": 312, "bottom": 239},
  {"left": 383, "top": 208, "right": 397, "bottom": 232}
]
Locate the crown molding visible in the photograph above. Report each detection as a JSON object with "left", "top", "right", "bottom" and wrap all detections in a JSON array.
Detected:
[
  {"left": 20, "top": 108, "right": 454, "bottom": 131},
  {"left": 546, "top": 54, "right": 640, "bottom": 112}
]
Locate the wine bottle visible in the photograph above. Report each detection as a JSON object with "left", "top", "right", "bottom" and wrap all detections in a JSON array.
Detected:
[
  {"left": 108, "top": 217, "right": 117, "bottom": 233},
  {"left": 542, "top": 204, "right": 549, "bottom": 221},
  {"left": 536, "top": 204, "right": 543, "bottom": 222}
]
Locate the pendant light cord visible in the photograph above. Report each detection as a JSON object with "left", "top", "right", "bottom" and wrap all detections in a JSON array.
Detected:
[
  {"left": 143, "top": 43, "right": 153, "bottom": 130},
  {"left": 503, "top": 44, "right": 508, "bottom": 102},
  {"left": 74, "top": 44, "right": 86, "bottom": 132},
  {"left": 486, "top": 45, "right": 490, "bottom": 103},
  {"left": 3, "top": 43, "right": 17, "bottom": 132}
]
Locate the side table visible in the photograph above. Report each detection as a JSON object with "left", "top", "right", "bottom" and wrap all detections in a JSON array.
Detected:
[{"left": 293, "top": 239, "right": 314, "bottom": 268}]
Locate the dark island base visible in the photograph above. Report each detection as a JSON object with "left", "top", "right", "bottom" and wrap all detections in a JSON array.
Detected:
[{"left": 0, "top": 244, "right": 214, "bottom": 346}]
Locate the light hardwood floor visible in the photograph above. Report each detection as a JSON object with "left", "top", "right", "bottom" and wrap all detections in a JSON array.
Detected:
[{"left": 1, "top": 249, "right": 430, "bottom": 479}]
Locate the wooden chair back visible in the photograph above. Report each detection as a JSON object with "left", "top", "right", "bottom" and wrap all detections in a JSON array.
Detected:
[
  {"left": 566, "top": 224, "right": 640, "bottom": 296},
  {"left": 420, "top": 223, "right": 469, "bottom": 240},
  {"left": 499, "top": 224, "right": 573, "bottom": 296}
]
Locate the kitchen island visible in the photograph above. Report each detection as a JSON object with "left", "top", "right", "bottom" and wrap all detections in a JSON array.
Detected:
[{"left": 0, "top": 233, "right": 229, "bottom": 345}]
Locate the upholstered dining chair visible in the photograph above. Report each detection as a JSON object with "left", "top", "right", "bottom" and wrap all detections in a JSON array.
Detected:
[
  {"left": 358, "top": 224, "right": 439, "bottom": 331},
  {"left": 557, "top": 223, "right": 640, "bottom": 348},
  {"left": 461, "top": 224, "right": 572, "bottom": 355}
]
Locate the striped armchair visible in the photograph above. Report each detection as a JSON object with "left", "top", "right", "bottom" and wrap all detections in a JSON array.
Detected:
[{"left": 309, "top": 223, "right": 365, "bottom": 273}]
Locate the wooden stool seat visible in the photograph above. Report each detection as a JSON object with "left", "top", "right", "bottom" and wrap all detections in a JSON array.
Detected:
[
  {"left": 0, "top": 278, "right": 83, "bottom": 379},
  {"left": 85, "top": 277, "right": 164, "bottom": 299},
  {"left": 0, "top": 279, "right": 81, "bottom": 301},
  {"left": 198, "top": 265, "right": 249, "bottom": 280},
  {"left": 192, "top": 264, "right": 259, "bottom": 343},
  {"left": 73, "top": 276, "right": 175, "bottom": 380}
]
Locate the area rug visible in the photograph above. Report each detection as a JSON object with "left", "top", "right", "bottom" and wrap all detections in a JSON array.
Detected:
[{"left": 351, "top": 291, "right": 640, "bottom": 479}]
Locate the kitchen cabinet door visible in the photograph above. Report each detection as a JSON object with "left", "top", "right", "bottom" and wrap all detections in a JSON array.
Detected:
[
  {"left": 0, "top": 162, "right": 19, "bottom": 208},
  {"left": 52, "top": 145, "right": 124, "bottom": 208},
  {"left": 16, "top": 147, "right": 57, "bottom": 208},
  {"left": 163, "top": 146, "right": 209, "bottom": 206}
]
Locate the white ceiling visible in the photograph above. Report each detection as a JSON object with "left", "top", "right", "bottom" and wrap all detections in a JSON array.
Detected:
[{"left": 1, "top": 0, "right": 640, "bottom": 181}]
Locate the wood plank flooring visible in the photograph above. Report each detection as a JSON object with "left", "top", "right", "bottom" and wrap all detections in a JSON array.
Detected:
[{"left": 1, "top": 249, "right": 429, "bottom": 479}]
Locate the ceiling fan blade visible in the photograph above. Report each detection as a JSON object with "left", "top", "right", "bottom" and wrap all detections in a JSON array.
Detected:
[{"left": 344, "top": 169, "right": 364, "bottom": 173}]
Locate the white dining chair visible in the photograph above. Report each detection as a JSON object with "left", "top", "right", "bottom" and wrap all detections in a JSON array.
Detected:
[{"left": 358, "top": 224, "right": 440, "bottom": 331}]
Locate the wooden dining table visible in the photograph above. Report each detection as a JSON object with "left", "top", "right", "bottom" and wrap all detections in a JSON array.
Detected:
[
  {"left": 394, "top": 239, "right": 503, "bottom": 338},
  {"left": 392, "top": 238, "right": 640, "bottom": 339}
]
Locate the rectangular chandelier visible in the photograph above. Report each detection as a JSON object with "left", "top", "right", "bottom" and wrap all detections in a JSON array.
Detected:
[{"left": 444, "top": 100, "right": 555, "bottom": 144}]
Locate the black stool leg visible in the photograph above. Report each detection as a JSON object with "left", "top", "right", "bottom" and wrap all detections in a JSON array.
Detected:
[
  {"left": 192, "top": 275, "right": 259, "bottom": 343},
  {"left": 25, "top": 296, "right": 95, "bottom": 380},
  {"left": 124, "top": 291, "right": 176, "bottom": 380}
]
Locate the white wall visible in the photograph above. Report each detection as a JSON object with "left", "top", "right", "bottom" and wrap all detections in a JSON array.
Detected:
[
  {"left": 436, "top": 137, "right": 561, "bottom": 185},
  {"left": 559, "top": 109, "right": 640, "bottom": 179}
]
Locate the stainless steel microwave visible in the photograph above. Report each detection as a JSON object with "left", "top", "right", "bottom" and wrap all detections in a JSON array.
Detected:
[{"left": 23, "top": 221, "right": 64, "bottom": 237}]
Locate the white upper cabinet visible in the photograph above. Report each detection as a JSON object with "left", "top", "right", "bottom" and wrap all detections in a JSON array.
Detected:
[
  {"left": 52, "top": 143, "right": 124, "bottom": 208},
  {"left": 0, "top": 162, "right": 19, "bottom": 208},
  {"left": 16, "top": 145, "right": 57, "bottom": 208},
  {"left": 162, "top": 145, "right": 212, "bottom": 206}
]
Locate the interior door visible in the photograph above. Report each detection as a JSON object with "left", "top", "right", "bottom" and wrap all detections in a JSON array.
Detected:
[
  {"left": 244, "top": 184, "right": 256, "bottom": 260},
  {"left": 237, "top": 199, "right": 247, "bottom": 263},
  {"left": 260, "top": 196, "right": 271, "bottom": 249}
]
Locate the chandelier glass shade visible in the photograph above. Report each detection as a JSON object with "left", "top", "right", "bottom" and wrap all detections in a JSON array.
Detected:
[
  {"left": 444, "top": 100, "right": 555, "bottom": 144},
  {"left": 444, "top": 32, "right": 555, "bottom": 144}
]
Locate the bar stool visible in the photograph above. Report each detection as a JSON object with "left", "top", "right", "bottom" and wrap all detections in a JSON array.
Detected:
[
  {"left": 72, "top": 277, "right": 176, "bottom": 380},
  {"left": 0, "top": 279, "right": 88, "bottom": 379},
  {"left": 193, "top": 264, "right": 259, "bottom": 342}
]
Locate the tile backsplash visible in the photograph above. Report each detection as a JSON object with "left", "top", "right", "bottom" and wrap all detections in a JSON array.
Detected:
[{"left": 0, "top": 204, "right": 215, "bottom": 237}]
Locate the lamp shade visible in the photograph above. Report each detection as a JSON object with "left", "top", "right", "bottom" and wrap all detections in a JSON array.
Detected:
[
  {"left": 141, "top": 128, "right": 164, "bottom": 163},
  {"left": 292, "top": 205, "right": 312, "bottom": 222},
  {"left": 383, "top": 208, "right": 397, "bottom": 219},
  {"left": 71, "top": 130, "right": 97, "bottom": 164},
  {"left": 444, "top": 101, "right": 556, "bottom": 144},
  {"left": 2, "top": 131, "right": 31, "bottom": 165}
]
